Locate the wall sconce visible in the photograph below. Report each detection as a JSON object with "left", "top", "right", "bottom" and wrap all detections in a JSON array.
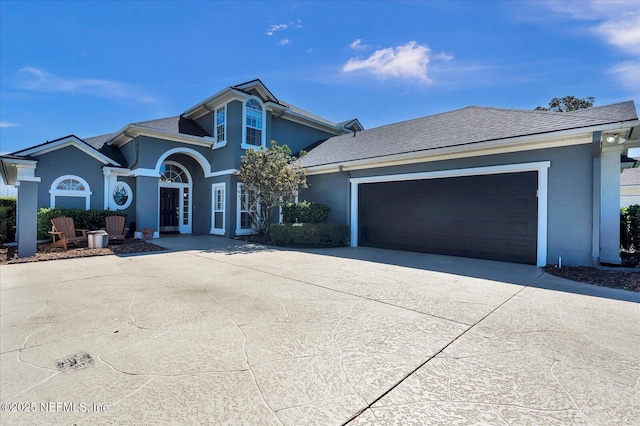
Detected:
[{"left": 605, "top": 134, "right": 627, "bottom": 144}]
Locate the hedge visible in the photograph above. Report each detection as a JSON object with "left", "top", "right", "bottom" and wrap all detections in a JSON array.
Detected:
[
  {"left": 269, "top": 223, "right": 349, "bottom": 247},
  {"left": 281, "top": 201, "right": 330, "bottom": 223},
  {"left": 621, "top": 204, "right": 640, "bottom": 251},
  {"left": 37, "top": 208, "right": 126, "bottom": 240},
  {"left": 0, "top": 197, "right": 17, "bottom": 243}
]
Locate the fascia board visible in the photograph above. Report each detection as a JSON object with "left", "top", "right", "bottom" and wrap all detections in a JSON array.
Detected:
[
  {"left": 109, "top": 125, "right": 215, "bottom": 148},
  {"left": 183, "top": 89, "right": 246, "bottom": 120},
  {"left": 305, "top": 120, "right": 640, "bottom": 175},
  {"left": 280, "top": 111, "right": 343, "bottom": 135},
  {"left": 16, "top": 137, "right": 119, "bottom": 166}
]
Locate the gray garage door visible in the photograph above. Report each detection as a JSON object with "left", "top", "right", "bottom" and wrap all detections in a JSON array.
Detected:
[{"left": 358, "top": 171, "right": 538, "bottom": 264}]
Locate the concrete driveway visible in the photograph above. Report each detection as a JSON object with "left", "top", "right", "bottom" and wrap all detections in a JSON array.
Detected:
[{"left": 1, "top": 236, "right": 638, "bottom": 425}]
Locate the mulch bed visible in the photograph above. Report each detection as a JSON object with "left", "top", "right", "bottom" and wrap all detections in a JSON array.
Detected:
[
  {"left": 0, "top": 238, "right": 167, "bottom": 265},
  {"left": 543, "top": 266, "right": 640, "bottom": 293}
]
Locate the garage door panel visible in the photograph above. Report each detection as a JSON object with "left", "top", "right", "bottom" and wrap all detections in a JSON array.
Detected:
[{"left": 358, "top": 172, "right": 538, "bottom": 264}]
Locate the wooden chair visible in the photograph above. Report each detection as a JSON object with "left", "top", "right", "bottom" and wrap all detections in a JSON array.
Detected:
[
  {"left": 49, "top": 217, "right": 88, "bottom": 250},
  {"left": 105, "top": 216, "right": 129, "bottom": 244}
]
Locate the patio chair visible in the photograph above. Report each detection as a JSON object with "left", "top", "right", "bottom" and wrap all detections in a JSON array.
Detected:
[
  {"left": 49, "top": 217, "right": 88, "bottom": 250},
  {"left": 105, "top": 215, "right": 129, "bottom": 244}
]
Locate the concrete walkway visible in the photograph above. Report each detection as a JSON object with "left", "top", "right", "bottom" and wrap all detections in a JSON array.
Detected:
[{"left": 1, "top": 236, "right": 638, "bottom": 425}]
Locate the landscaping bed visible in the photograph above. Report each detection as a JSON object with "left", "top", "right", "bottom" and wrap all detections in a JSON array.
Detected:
[
  {"left": 0, "top": 239, "right": 167, "bottom": 265},
  {"left": 543, "top": 265, "right": 640, "bottom": 293}
]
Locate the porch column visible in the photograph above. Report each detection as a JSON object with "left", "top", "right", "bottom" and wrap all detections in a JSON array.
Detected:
[
  {"left": 600, "top": 145, "right": 623, "bottom": 265},
  {"left": 16, "top": 180, "right": 39, "bottom": 257},
  {"left": 134, "top": 176, "right": 159, "bottom": 239}
]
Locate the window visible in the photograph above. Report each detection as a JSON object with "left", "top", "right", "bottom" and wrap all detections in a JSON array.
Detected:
[
  {"left": 236, "top": 183, "right": 255, "bottom": 235},
  {"left": 49, "top": 175, "right": 92, "bottom": 210},
  {"left": 160, "top": 163, "right": 189, "bottom": 183},
  {"left": 243, "top": 98, "right": 265, "bottom": 148},
  {"left": 215, "top": 106, "right": 226, "bottom": 143},
  {"left": 112, "top": 182, "right": 133, "bottom": 210},
  {"left": 211, "top": 183, "right": 225, "bottom": 235}
]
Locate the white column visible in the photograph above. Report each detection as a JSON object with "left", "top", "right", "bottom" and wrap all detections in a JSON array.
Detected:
[{"left": 600, "top": 145, "right": 623, "bottom": 265}]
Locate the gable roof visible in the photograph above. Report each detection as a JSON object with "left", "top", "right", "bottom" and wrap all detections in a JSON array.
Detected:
[
  {"left": 301, "top": 101, "right": 639, "bottom": 169},
  {"left": 12, "top": 135, "right": 122, "bottom": 166}
]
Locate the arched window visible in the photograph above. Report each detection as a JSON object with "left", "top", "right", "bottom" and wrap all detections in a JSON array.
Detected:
[
  {"left": 160, "top": 163, "right": 189, "bottom": 183},
  {"left": 50, "top": 175, "right": 92, "bottom": 209},
  {"left": 243, "top": 97, "right": 265, "bottom": 148}
]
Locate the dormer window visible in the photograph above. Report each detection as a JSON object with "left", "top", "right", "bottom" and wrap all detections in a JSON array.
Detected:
[
  {"left": 215, "top": 106, "right": 226, "bottom": 143},
  {"left": 243, "top": 97, "right": 265, "bottom": 148}
]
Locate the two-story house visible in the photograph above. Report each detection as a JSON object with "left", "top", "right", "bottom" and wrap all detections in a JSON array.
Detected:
[{"left": 2, "top": 79, "right": 361, "bottom": 241}]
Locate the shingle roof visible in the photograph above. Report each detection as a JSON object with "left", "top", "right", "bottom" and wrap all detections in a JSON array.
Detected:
[
  {"left": 301, "top": 101, "right": 638, "bottom": 168},
  {"left": 621, "top": 168, "right": 640, "bottom": 186}
]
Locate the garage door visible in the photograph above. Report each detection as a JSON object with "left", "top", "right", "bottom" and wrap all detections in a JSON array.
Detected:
[{"left": 358, "top": 171, "right": 538, "bottom": 264}]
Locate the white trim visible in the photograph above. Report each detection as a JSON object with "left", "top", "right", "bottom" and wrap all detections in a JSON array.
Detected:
[
  {"left": 159, "top": 161, "right": 192, "bottom": 234},
  {"left": 211, "top": 183, "right": 226, "bottom": 235},
  {"left": 235, "top": 182, "right": 254, "bottom": 235},
  {"left": 130, "top": 168, "right": 160, "bottom": 177},
  {"left": 49, "top": 175, "right": 93, "bottom": 210},
  {"left": 108, "top": 124, "right": 216, "bottom": 148},
  {"left": 15, "top": 176, "right": 41, "bottom": 183},
  {"left": 349, "top": 161, "right": 551, "bottom": 267},
  {"left": 241, "top": 96, "right": 267, "bottom": 150},
  {"left": 111, "top": 181, "right": 133, "bottom": 210},
  {"left": 306, "top": 121, "right": 639, "bottom": 176},
  {"left": 209, "top": 168, "right": 237, "bottom": 177},
  {"left": 16, "top": 136, "right": 121, "bottom": 166},
  {"left": 154, "top": 147, "right": 213, "bottom": 177},
  {"left": 214, "top": 104, "right": 227, "bottom": 147}
]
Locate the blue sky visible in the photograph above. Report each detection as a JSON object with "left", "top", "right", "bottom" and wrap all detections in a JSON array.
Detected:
[{"left": 1, "top": 0, "right": 638, "bottom": 156}]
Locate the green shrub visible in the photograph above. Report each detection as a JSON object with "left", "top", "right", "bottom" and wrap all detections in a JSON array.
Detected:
[
  {"left": 0, "top": 197, "right": 17, "bottom": 243},
  {"left": 281, "top": 201, "right": 330, "bottom": 223},
  {"left": 269, "top": 223, "right": 348, "bottom": 247},
  {"left": 621, "top": 204, "right": 640, "bottom": 251},
  {"left": 37, "top": 208, "right": 126, "bottom": 240}
]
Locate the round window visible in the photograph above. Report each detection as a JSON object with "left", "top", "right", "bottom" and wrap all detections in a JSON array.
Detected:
[{"left": 112, "top": 182, "right": 133, "bottom": 209}]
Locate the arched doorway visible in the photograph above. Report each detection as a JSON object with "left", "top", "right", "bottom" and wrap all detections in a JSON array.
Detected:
[{"left": 159, "top": 161, "right": 192, "bottom": 233}]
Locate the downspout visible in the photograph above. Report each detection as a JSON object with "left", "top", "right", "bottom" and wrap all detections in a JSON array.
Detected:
[
  {"left": 591, "top": 131, "right": 601, "bottom": 267},
  {"left": 127, "top": 132, "right": 140, "bottom": 169}
]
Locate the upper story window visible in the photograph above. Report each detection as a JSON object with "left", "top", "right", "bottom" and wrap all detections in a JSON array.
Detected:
[
  {"left": 215, "top": 105, "right": 226, "bottom": 143},
  {"left": 243, "top": 97, "right": 265, "bottom": 148}
]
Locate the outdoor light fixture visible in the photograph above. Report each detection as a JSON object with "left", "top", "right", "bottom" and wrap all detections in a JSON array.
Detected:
[{"left": 605, "top": 134, "right": 627, "bottom": 144}]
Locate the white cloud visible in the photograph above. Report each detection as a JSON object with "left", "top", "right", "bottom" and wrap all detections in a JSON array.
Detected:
[
  {"left": 278, "top": 38, "right": 291, "bottom": 46},
  {"left": 266, "top": 24, "right": 288, "bottom": 36},
  {"left": 349, "top": 39, "right": 370, "bottom": 51},
  {"left": 342, "top": 41, "right": 436, "bottom": 83},
  {"left": 16, "top": 67, "right": 155, "bottom": 103},
  {"left": 0, "top": 121, "right": 17, "bottom": 128},
  {"left": 266, "top": 20, "right": 302, "bottom": 36},
  {"left": 543, "top": 1, "right": 639, "bottom": 91},
  {"left": 610, "top": 60, "right": 640, "bottom": 91}
]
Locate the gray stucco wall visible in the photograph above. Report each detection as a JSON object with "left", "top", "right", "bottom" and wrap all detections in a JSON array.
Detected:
[
  {"left": 195, "top": 111, "right": 214, "bottom": 136},
  {"left": 117, "top": 176, "right": 137, "bottom": 231},
  {"left": 135, "top": 176, "right": 159, "bottom": 232},
  {"left": 303, "top": 144, "right": 594, "bottom": 266},
  {"left": 271, "top": 118, "right": 335, "bottom": 155},
  {"left": 33, "top": 146, "right": 105, "bottom": 210},
  {"left": 302, "top": 173, "right": 350, "bottom": 225}
]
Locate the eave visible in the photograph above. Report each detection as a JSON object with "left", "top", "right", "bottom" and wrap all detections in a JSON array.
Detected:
[
  {"left": 305, "top": 120, "right": 640, "bottom": 175},
  {"left": 108, "top": 124, "right": 216, "bottom": 148}
]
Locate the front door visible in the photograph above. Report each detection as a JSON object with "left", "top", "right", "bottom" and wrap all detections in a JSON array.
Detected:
[{"left": 160, "top": 187, "right": 179, "bottom": 232}]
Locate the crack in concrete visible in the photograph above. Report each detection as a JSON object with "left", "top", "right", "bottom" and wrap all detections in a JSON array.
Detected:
[
  {"left": 265, "top": 289, "right": 290, "bottom": 321},
  {"left": 343, "top": 276, "right": 540, "bottom": 425},
  {"left": 549, "top": 359, "right": 594, "bottom": 424},
  {"left": 77, "top": 375, "right": 156, "bottom": 424},
  {"left": 98, "top": 356, "right": 248, "bottom": 377},
  {"left": 373, "top": 399, "right": 584, "bottom": 413},
  {"left": 19, "top": 286, "right": 60, "bottom": 325},
  {"left": 211, "top": 298, "right": 284, "bottom": 426},
  {"left": 332, "top": 303, "right": 368, "bottom": 404},
  {"left": 490, "top": 404, "right": 510, "bottom": 425}
]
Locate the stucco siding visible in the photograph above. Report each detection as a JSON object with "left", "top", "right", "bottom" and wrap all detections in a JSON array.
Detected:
[
  {"left": 33, "top": 146, "right": 105, "bottom": 210},
  {"left": 306, "top": 144, "right": 595, "bottom": 266},
  {"left": 271, "top": 118, "right": 334, "bottom": 155},
  {"left": 302, "top": 173, "right": 350, "bottom": 225}
]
